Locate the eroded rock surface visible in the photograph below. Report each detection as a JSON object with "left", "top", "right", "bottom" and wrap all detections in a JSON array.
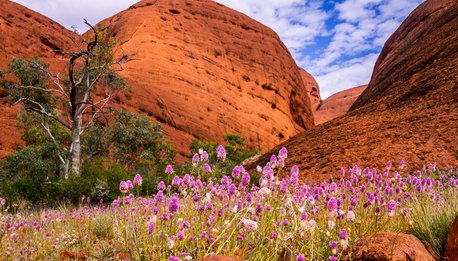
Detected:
[
  {"left": 445, "top": 215, "right": 458, "bottom": 261},
  {"left": 314, "top": 85, "right": 366, "bottom": 125}
]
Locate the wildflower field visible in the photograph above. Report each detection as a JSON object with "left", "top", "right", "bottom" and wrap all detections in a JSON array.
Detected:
[{"left": 1, "top": 147, "right": 457, "bottom": 260}]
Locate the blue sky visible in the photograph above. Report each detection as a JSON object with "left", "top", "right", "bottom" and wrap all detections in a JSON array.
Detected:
[{"left": 13, "top": 0, "right": 424, "bottom": 98}]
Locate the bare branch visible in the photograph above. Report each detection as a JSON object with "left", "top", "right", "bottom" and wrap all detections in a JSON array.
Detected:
[
  {"left": 14, "top": 98, "right": 71, "bottom": 130},
  {"left": 38, "top": 119, "right": 68, "bottom": 177},
  {"left": 84, "top": 19, "right": 98, "bottom": 53},
  {"left": 15, "top": 85, "right": 68, "bottom": 98},
  {"left": 29, "top": 62, "right": 69, "bottom": 96}
]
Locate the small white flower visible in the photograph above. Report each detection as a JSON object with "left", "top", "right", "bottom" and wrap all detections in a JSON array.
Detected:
[
  {"left": 340, "top": 239, "right": 349, "bottom": 250},
  {"left": 204, "top": 193, "right": 211, "bottom": 203},
  {"left": 184, "top": 255, "right": 193, "bottom": 260},
  {"left": 167, "top": 238, "right": 175, "bottom": 249},
  {"left": 308, "top": 219, "right": 317, "bottom": 232},
  {"left": 258, "top": 187, "right": 271, "bottom": 197},
  {"left": 347, "top": 211, "right": 355, "bottom": 222},
  {"left": 231, "top": 205, "right": 238, "bottom": 213},
  {"left": 298, "top": 206, "right": 305, "bottom": 213},
  {"left": 327, "top": 220, "right": 335, "bottom": 229},
  {"left": 256, "top": 166, "right": 262, "bottom": 173},
  {"left": 242, "top": 218, "right": 258, "bottom": 231},
  {"left": 300, "top": 220, "right": 307, "bottom": 230}
]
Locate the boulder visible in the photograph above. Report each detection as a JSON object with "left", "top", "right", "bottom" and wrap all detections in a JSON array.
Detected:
[
  {"left": 445, "top": 215, "right": 458, "bottom": 261},
  {"left": 344, "top": 232, "right": 436, "bottom": 261}
]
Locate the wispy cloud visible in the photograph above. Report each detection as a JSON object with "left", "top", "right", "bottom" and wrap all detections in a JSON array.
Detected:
[
  {"left": 11, "top": 0, "right": 139, "bottom": 33},
  {"left": 217, "top": 0, "right": 424, "bottom": 98}
]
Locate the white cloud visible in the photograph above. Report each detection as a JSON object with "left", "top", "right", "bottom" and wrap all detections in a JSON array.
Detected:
[
  {"left": 298, "top": 0, "right": 424, "bottom": 98},
  {"left": 314, "top": 53, "right": 379, "bottom": 98},
  {"left": 216, "top": 0, "right": 330, "bottom": 54},
  {"left": 12, "top": 0, "right": 139, "bottom": 33}
]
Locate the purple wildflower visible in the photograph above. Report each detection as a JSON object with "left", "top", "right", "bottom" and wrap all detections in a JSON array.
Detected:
[
  {"left": 165, "top": 165, "right": 174, "bottom": 175},
  {"left": 232, "top": 165, "right": 244, "bottom": 179},
  {"left": 282, "top": 219, "right": 290, "bottom": 226},
  {"left": 339, "top": 229, "right": 348, "bottom": 240},
  {"left": 270, "top": 230, "right": 277, "bottom": 239},
  {"left": 201, "top": 151, "right": 209, "bottom": 162},
  {"left": 204, "top": 163, "right": 212, "bottom": 174},
  {"left": 133, "top": 173, "right": 142, "bottom": 186},
  {"left": 241, "top": 172, "right": 250, "bottom": 186},
  {"left": 148, "top": 222, "right": 155, "bottom": 235},
  {"left": 327, "top": 197, "right": 338, "bottom": 213},
  {"left": 172, "top": 176, "right": 182, "bottom": 187},
  {"left": 126, "top": 180, "right": 133, "bottom": 190},
  {"left": 168, "top": 195, "right": 180, "bottom": 213},
  {"left": 339, "top": 228, "right": 349, "bottom": 249},
  {"left": 155, "top": 191, "right": 164, "bottom": 202},
  {"left": 192, "top": 153, "right": 200, "bottom": 166},
  {"left": 262, "top": 165, "right": 274, "bottom": 179},
  {"left": 387, "top": 199, "right": 396, "bottom": 216},
  {"left": 399, "top": 159, "right": 405, "bottom": 170},
  {"left": 177, "top": 230, "right": 184, "bottom": 240},
  {"left": 290, "top": 165, "right": 299, "bottom": 184},
  {"left": 119, "top": 181, "right": 128, "bottom": 193},
  {"left": 169, "top": 256, "right": 181, "bottom": 261},
  {"left": 278, "top": 147, "right": 288, "bottom": 159},
  {"left": 269, "top": 154, "right": 278, "bottom": 167},
  {"left": 157, "top": 181, "right": 166, "bottom": 191},
  {"left": 216, "top": 145, "right": 226, "bottom": 161}
]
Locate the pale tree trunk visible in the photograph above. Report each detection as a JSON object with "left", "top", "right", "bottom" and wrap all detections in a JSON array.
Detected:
[
  {"left": 63, "top": 161, "right": 70, "bottom": 180},
  {"left": 70, "top": 113, "right": 82, "bottom": 176}
]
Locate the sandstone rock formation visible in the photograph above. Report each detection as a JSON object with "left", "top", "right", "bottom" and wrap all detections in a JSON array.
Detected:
[
  {"left": 314, "top": 85, "right": 366, "bottom": 125},
  {"left": 445, "top": 215, "right": 458, "bottom": 261},
  {"left": 0, "top": 0, "right": 78, "bottom": 158},
  {"left": 248, "top": 0, "right": 458, "bottom": 183},
  {"left": 297, "top": 68, "right": 366, "bottom": 125},
  {"left": 343, "top": 232, "right": 436, "bottom": 261},
  {"left": 350, "top": 0, "right": 458, "bottom": 111},
  {"left": 298, "top": 67, "right": 320, "bottom": 113},
  {"left": 94, "top": 0, "right": 314, "bottom": 158}
]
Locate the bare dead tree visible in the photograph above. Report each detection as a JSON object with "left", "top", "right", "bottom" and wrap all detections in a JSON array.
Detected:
[{"left": 10, "top": 20, "right": 127, "bottom": 179}]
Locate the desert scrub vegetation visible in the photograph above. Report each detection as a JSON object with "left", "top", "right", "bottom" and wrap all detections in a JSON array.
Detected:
[
  {"left": 409, "top": 186, "right": 458, "bottom": 257},
  {"left": 0, "top": 147, "right": 456, "bottom": 260}
]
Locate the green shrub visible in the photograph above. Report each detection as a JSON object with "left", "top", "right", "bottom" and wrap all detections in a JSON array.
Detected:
[
  {"left": 92, "top": 213, "right": 115, "bottom": 239},
  {"left": 409, "top": 189, "right": 458, "bottom": 258}
]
